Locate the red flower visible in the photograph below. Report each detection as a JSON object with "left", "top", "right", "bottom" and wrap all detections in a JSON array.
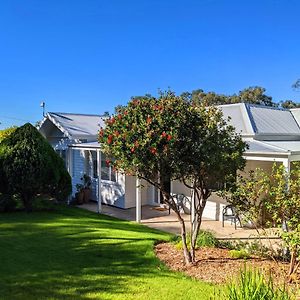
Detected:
[
  {"left": 146, "top": 117, "right": 152, "bottom": 124},
  {"left": 105, "top": 159, "right": 111, "bottom": 166},
  {"left": 124, "top": 111, "right": 128, "bottom": 115},
  {"left": 99, "top": 128, "right": 104, "bottom": 137},
  {"left": 107, "top": 135, "right": 113, "bottom": 144},
  {"left": 167, "top": 134, "right": 172, "bottom": 141},
  {"left": 150, "top": 147, "right": 157, "bottom": 155},
  {"left": 117, "top": 114, "right": 122, "bottom": 120},
  {"left": 131, "top": 147, "right": 135, "bottom": 153},
  {"left": 161, "top": 131, "right": 167, "bottom": 138}
]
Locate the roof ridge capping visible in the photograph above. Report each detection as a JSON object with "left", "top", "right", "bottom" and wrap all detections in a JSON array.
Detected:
[
  {"left": 48, "top": 112, "right": 107, "bottom": 117},
  {"left": 245, "top": 103, "right": 289, "bottom": 111}
]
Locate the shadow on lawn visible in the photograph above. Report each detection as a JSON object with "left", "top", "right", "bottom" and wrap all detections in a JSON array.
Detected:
[{"left": 0, "top": 206, "right": 176, "bottom": 299}]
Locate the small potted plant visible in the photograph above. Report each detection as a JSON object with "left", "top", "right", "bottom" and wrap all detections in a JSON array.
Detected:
[{"left": 82, "top": 174, "right": 92, "bottom": 203}]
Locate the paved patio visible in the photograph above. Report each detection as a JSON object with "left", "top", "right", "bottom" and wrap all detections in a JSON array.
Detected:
[{"left": 79, "top": 202, "right": 279, "bottom": 241}]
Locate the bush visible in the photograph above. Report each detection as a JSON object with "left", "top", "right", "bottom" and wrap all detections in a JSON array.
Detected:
[
  {"left": 0, "top": 123, "right": 71, "bottom": 211},
  {"left": 229, "top": 249, "right": 250, "bottom": 259},
  {"left": 196, "top": 230, "right": 219, "bottom": 248},
  {"left": 174, "top": 230, "right": 219, "bottom": 250},
  {"left": 0, "top": 193, "right": 17, "bottom": 212},
  {"left": 226, "top": 267, "right": 292, "bottom": 300}
]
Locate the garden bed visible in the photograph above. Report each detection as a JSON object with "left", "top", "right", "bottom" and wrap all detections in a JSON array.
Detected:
[{"left": 155, "top": 242, "right": 299, "bottom": 285}]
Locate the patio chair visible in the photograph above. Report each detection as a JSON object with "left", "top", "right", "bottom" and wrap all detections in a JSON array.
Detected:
[
  {"left": 222, "top": 204, "right": 241, "bottom": 230},
  {"left": 168, "top": 194, "right": 191, "bottom": 215}
]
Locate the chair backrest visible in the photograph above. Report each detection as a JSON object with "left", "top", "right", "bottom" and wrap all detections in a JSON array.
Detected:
[{"left": 222, "top": 204, "right": 236, "bottom": 216}]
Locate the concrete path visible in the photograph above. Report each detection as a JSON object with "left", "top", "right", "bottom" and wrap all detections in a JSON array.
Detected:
[{"left": 78, "top": 202, "right": 279, "bottom": 241}]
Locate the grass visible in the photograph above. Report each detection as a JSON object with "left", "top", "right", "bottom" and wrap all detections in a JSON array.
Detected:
[{"left": 0, "top": 205, "right": 216, "bottom": 300}]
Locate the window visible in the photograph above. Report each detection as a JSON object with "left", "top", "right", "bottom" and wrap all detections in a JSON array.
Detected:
[{"left": 101, "top": 153, "right": 116, "bottom": 182}]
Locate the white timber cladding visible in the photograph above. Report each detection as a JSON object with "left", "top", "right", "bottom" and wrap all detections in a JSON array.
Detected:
[{"left": 124, "top": 176, "right": 152, "bottom": 209}]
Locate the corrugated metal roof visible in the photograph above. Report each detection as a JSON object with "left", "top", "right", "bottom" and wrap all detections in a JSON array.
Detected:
[
  {"left": 48, "top": 112, "right": 106, "bottom": 138},
  {"left": 263, "top": 141, "right": 300, "bottom": 153},
  {"left": 248, "top": 105, "right": 300, "bottom": 135},
  {"left": 245, "top": 140, "right": 289, "bottom": 154},
  {"left": 219, "top": 103, "right": 254, "bottom": 136},
  {"left": 290, "top": 108, "right": 300, "bottom": 128}
]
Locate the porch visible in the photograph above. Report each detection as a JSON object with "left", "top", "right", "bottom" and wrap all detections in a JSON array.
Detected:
[{"left": 78, "top": 202, "right": 278, "bottom": 240}]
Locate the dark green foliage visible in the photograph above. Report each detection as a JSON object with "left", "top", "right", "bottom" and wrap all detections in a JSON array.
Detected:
[
  {"left": 280, "top": 100, "right": 300, "bottom": 109},
  {"left": 181, "top": 86, "right": 276, "bottom": 107},
  {"left": 196, "top": 230, "right": 219, "bottom": 248},
  {"left": 0, "top": 123, "right": 71, "bottom": 212},
  {"left": 174, "top": 230, "right": 219, "bottom": 249},
  {"left": 0, "top": 193, "right": 17, "bottom": 212}
]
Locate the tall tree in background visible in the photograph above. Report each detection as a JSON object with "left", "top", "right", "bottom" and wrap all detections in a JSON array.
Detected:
[
  {"left": 99, "top": 91, "right": 245, "bottom": 264},
  {"left": 0, "top": 126, "right": 17, "bottom": 143},
  {"left": 182, "top": 86, "right": 275, "bottom": 107}
]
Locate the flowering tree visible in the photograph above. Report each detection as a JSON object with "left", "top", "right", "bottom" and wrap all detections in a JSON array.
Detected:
[{"left": 99, "top": 91, "right": 245, "bottom": 264}]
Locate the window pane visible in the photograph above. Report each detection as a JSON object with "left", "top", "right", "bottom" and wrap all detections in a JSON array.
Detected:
[
  {"left": 101, "top": 153, "right": 110, "bottom": 180},
  {"left": 110, "top": 168, "right": 116, "bottom": 182}
]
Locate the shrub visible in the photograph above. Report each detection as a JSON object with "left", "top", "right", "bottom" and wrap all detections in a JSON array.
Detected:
[
  {"left": 0, "top": 193, "right": 17, "bottom": 212},
  {"left": 0, "top": 123, "right": 71, "bottom": 211},
  {"left": 226, "top": 267, "right": 292, "bottom": 300},
  {"left": 229, "top": 249, "right": 250, "bottom": 259},
  {"left": 174, "top": 230, "right": 219, "bottom": 250},
  {"left": 196, "top": 230, "right": 219, "bottom": 248}
]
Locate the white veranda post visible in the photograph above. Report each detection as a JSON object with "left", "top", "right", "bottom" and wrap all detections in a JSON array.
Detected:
[
  {"left": 136, "top": 177, "right": 142, "bottom": 222},
  {"left": 97, "top": 150, "right": 102, "bottom": 213},
  {"left": 283, "top": 158, "right": 290, "bottom": 175},
  {"left": 67, "top": 147, "right": 73, "bottom": 205}
]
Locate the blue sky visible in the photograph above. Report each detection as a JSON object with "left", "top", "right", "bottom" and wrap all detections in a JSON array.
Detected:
[{"left": 0, "top": 0, "right": 299, "bottom": 128}]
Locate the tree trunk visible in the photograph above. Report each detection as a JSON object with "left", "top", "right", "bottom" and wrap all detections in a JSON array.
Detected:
[
  {"left": 22, "top": 193, "right": 33, "bottom": 213},
  {"left": 288, "top": 248, "right": 297, "bottom": 281},
  {"left": 178, "top": 212, "right": 192, "bottom": 265}
]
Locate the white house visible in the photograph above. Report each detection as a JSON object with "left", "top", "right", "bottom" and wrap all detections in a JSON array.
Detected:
[{"left": 39, "top": 104, "right": 300, "bottom": 222}]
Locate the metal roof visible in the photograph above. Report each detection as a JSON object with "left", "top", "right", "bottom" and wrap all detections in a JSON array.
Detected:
[
  {"left": 47, "top": 112, "right": 107, "bottom": 139},
  {"left": 245, "top": 140, "right": 290, "bottom": 155},
  {"left": 219, "top": 103, "right": 300, "bottom": 138},
  {"left": 219, "top": 103, "right": 254, "bottom": 136},
  {"left": 248, "top": 105, "right": 300, "bottom": 135}
]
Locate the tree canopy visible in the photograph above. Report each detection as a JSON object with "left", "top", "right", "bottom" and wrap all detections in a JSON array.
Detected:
[
  {"left": 99, "top": 91, "right": 246, "bottom": 264},
  {"left": 0, "top": 126, "right": 17, "bottom": 143},
  {"left": 181, "top": 86, "right": 275, "bottom": 107}
]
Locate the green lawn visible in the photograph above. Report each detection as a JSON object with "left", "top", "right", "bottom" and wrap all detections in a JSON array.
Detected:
[{"left": 0, "top": 206, "right": 217, "bottom": 300}]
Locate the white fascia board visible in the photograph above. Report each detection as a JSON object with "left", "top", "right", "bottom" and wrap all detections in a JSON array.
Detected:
[
  {"left": 68, "top": 144, "right": 101, "bottom": 150},
  {"left": 243, "top": 154, "right": 289, "bottom": 162}
]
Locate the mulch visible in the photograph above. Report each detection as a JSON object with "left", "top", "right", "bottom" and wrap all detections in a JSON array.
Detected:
[{"left": 155, "top": 242, "right": 299, "bottom": 286}]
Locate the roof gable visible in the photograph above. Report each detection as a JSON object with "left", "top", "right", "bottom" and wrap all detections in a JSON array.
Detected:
[{"left": 41, "top": 112, "right": 107, "bottom": 140}]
